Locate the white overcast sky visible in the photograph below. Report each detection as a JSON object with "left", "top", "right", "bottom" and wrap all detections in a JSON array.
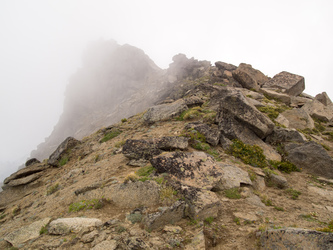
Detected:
[{"left": 0, "top": 0, "right": 333, "bottom": 179}]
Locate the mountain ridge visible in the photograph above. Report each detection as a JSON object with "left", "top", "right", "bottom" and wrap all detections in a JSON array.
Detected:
[{"left": 1, "top": 41, "right": 333, "bottom": 249}]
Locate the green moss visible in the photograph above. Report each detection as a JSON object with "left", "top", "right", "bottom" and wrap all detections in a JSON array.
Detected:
[
  {"left": 46, "top": 183, "right": 60, "bottom": 196},
  {"left": 136, "top": 165, "right": 155, "bottom": 177},
  {"left": 39, "top": 225, "right": 48, "bottom": 235},
  {"left": 100, "top": 129, "right": 122, "bottom": 143},
  {"left": 285, "top": 188, "right": 301, "bottom": 200},
  {"left": 121, "top": 118, "right": 128, "bottom": 123},
  {"left": 204, "top": 216, "right": 214, "bottom": 224},
  {"left": 193, "top": 142, "right": 211, "bottom": 151},
  {"left": 69, "top": 199, "right": 104, "bottom": 212},
  {"left": 269, "top": 160, "right": 299, "bottom": 174},
  {"left": 234, "top": 217, "right": 241, "bottom": 225},
  {"left": 59, "top": 155, "right": 69, "bottom": 166},
  {"left": 224, "top": 188, "right": 242, "bottom": 199},
  {"left": 226, "top": 139, "right": 267, "bottom": 168}
]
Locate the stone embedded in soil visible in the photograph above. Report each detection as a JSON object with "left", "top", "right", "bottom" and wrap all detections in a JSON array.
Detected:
[
  {"left": 48, "top": 217, "right": 103, "bottom": 235},
  {"left": 4, "top": 217, "right": 51, "bottom": 247}
]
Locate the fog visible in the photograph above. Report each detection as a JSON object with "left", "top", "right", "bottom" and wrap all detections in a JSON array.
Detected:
[{"left": 1, "top": 0, "right": 333, "bottom": 182}]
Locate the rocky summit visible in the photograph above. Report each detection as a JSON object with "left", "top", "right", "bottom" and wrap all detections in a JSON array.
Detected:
[{"left": 1, "top": 40, "right": 333, "bottom": 249}]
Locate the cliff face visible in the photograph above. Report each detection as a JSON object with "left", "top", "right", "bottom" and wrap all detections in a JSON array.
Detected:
[{"left": 31, "top": 40, "right": 165, "bottom": 160}]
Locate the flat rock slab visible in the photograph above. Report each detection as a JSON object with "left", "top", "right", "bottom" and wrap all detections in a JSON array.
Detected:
[
  {"left": 308, "top": 186, "right": 333, "bottom": 200},
  {"left": 143, "top": 99, "right": 188, "bottom": 124},
  {"left": 262, "top": 71, "right": 305, "bottom": 96},
  {"left": 302, "top": 100, "right": 333, "bottom": 122},
  {"left": 260, "top": 228, "right": 333, "bottom": 249},
  {"left": 281, "top": 108, "right": 314, "bottom": 130},
  {"left": 4, "top": 217, "right": 51, "bottom": 247},
  {"left": 5, "top": 172, "right": 43, "bottom": 187},
  {"left": 48, "top": 217, "right": 102, "bottom": 235},
  {"left": 4, "top": 165, "right": 48, "bottom": 184}
]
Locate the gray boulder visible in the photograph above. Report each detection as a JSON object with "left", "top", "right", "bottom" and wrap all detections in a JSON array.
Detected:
[
  {"left": 143, "top": 99, "right": 188, "bottom": 124},
  {"left": 281, "top": 108, "right": 315, "bottom": 130},
  {"left": 315, "top": 92, "right": 332, "bottom": 106},
  {"left": 151, "top": 151, "right": 252, "bottom": 191},
  {"left": 48, "top": 137, "right": 80, "bottom": 167},
  {"left": 122, "top": 136, "right": 188, "bottom": 160},
  {"left": 260, "top": 88, "right": 291, "bottom": 105},
  {"left": 217, "top": 89, "right": 274, "bottom": 139},
  {"left": 262, "top": 71, "right": 305, "bottom": 96},
  {"left": 215, "top": 61, "right": 237, "bottom": 71},
  {"left": 232, "top": 63, "right": 268, "bottom": 90},
  {"left": 185, "top": 122, "right": 220, "bottom": 146},
  {"left": 123, "top": 139, "right": 162, "bottom": 160},
  {"left": 143, "top": 200, "right": 185, "bottom": 230},
  {"left": 267, "top": 174, "right": 288, "bottom": 189},
  {"left": 285, "top": 141, "right": 333, "bottom": 178},
  {"left": 302, "top": 100, "right": 333, "bottom": 122},
  {"left": 186, "top": 190, "right": 220, "bottom": 220},
  {"left": 266, "top": 127, "right": 307, "bottom": 144},
  {"left": 25, "top": 158, "right": 40, "bottom": 167},
  {"left": 260, "top": 228, "right": 333, "bottom": 249},
  {"left": 4, "top": 164, "right": 48, "bottom": 185}
]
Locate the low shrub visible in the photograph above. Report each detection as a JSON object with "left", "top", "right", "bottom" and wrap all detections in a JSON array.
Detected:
[
  {"left": 68, "top": 199, "right": 104, "bottom": 212},
  {"left": 224, "top": 188, "right": 242, "bottom": 199},
  {"left": 100, "top": 129, "right": 122, "bottom": 143}
]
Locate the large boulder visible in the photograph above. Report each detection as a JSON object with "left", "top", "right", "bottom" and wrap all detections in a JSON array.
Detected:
[
  {"left": 285, "top": 141, "right": 333, "bottom": 178},
  {"left": 186, "top": 190, "right": 220, "bottom": 220},
  {"left": 315, "top": 92, "right": 332, "bottom": 106},
  {"left": 48, "top": 137, "right": 80, "bottom": 167},
  {"left": 143, "top": 99, "right": 188, "bottom": 124},
  {"left": 280, "top": 108, "right": 315, "bottom": 130},
  {"left": 262, "top": 71, "right": 305, "bottom": 96},
  {"left": 260, "top": 228, "right": 333, "bottom": 249},
  {"left": 215, "top": 61, "right": 237, "bottom": 72},
  {"left": 265, "top": 127, "right": 307, "bottom": 145},
  {"left": 185, "top": 122, "right": 220, "bottom": 146},
  {"left": 25, "top": 158, "right": 40, "bottom": 167},
  {"left": 122, "top": 137, "right": 189, "bottom": 160},
  {"left": 217, "top": 89, "right": 274, "bottom": 139},
  {"left": 302, "top": 100, "right": 333, "bottom": 122},
  {"left": 232, "top": 63, "right": 269, "bottom": 90},
  {"left": 150, "top": 151, "right": 252, "bottom": 191},
  {"left": 4, "top": 218, "right": 51, "bottom": 248}
]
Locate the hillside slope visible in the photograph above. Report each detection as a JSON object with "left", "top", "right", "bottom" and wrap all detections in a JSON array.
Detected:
[{"left": 1, "top": 47, "right": 333, "bottom": 249}]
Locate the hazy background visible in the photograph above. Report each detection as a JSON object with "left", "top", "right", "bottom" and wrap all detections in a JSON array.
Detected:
[{"left": 1, "top": 0, "right": 333, "bottom": 181}]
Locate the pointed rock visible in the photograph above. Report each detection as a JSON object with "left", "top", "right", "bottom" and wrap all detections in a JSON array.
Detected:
[
  {"left": 315, "top": 92, "right": 332, "bottom": 106},
  {"left": 262, "top": 71, "right": 305, "bottom": 96},
  {"left": 48, "top": 137, "right": 80, "bottom": 167}
]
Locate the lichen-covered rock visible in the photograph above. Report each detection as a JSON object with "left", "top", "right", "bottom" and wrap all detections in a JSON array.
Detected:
[
  {"left": 91, "top": 240, "right": 117, "bottom": 250},
  {"left": 122, "top": 137, "right": 188, "bottom": 160},
  {"left": 48, "top": 137, "right": 80, "bottom": 167},
  {"left": 122, "top": 139, "right": 162, "bottom": 160},
  {"left": 260, "top": 88, "right": 291, "bottom": 105},
  {"left": 143, "top": 99, "right": 188, "bottom": 124},
  {"left": 285, "top": 141, "right": 333, "bottom": 178},
  {"left": 265, "top": 127, "right": 307, "bottom": 144},
  {"left": 260, "top": 228, "right": 333, "bottom": 249},
  {"left": 143, "top": 200, "right": 185, "bottom": 230},
  {"left": 315, "top": 92, "right": 332, "bottom": 106},
  {"left": 262, "top": 71, "right": 305, "bottom": 96},
  {"left": 4, "top": 218, "right": 51, "bottom": 247},
  {"left": 151, "top": 151, "right": 252, "bottom": 191},
  {"left": 302, "top": 99, "right": 333, "bottom": 122},
  {"left": 186, "top": 190, "right": 220, "bottom": 220},
  {"left": 281, "top": 108, "right": 315, "bottom": 130},
  {"left": 48, "top": 217, "right": 102, "bottom": 235},
  {"left": 232, "top": 63, "right": 268, "bottom": 90},
  {"left": 217, "top": 89, "right": 274, "bottom": 139},
  {"left": 25, "top": 158, "right": 40, "bottom": 167},
  {"left": 185, "top": 122, "right": 220, "bottom": 146}
]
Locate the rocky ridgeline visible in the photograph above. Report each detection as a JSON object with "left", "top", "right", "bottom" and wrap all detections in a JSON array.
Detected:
[{"left": 1, "top": 44, "right": 333, "bottom": 249}]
